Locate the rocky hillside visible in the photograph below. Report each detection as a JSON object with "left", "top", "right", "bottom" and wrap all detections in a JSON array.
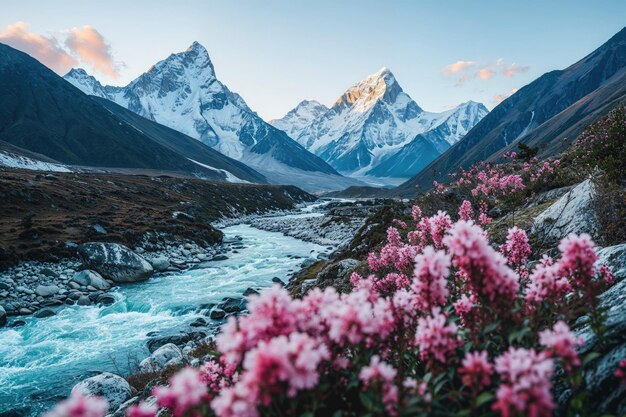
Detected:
[
  {"left": 0, "top": 43, "right": 266, "bottom": 184},
  {"left": 0, "top": 169, "right": 315, "bottom": 269},
  {"left": 396, "top": 26, "right": 626, "bottom": 196}
]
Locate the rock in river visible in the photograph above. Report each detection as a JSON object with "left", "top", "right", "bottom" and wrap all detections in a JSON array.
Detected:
[
  {"left": 78, "top": 243, "right": 153, "bottom": 283},
  {"left": 72, "top": 270, "right": 111, "bottom": 290},
  {"left": 0, "top": 305, "right": 6, "bottom": 327},
  {"left": 72, "top": 372, "right": 132, "bottom": 413}
]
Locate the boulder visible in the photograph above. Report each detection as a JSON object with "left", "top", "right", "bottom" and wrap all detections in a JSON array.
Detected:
[
  {"left": 242, "top": 287, "right": 259, "bottom": 297},
  {"left": 190, "top": 317, "right": 207, "bottom": 327},
  {"left": 149, "top": 256, "right": 170, "bottom": 272},
  {"left": 573, "top": 254, "right": 626, "bottom": 413},
  {"left": 139, "top": 343, "right": 184, "bottom": 373},
  {"left": 34, "top": 308, "right": 56, "bottom": 318},
  {"left": 78, "top": 243, "right": 153, "bottom": 283},
  {"left": 72, "top": 372, "right": 132, "bottom": 413},
  {"left": 146, "top": 333, "right": 204, "bottom": 353},
  {"left": 597, "top": 243, "right": 626, "bottom": 283},
  {"left": 35, "top": 285, "right": 60, "bottom": 297},
  {"left": 76, "top": 295, "right": 91, "bottom": 306},
  {"left": 97, "top": 294, "right": 116, "bottom": 306},
  {"left": 209, "top": 309, "right": 226, "bottom": 320},
  {"left": 40, "top": 268, "right": 58, "bottom": 278},
  {"left": 0, "top": 305, "right": 6, "bottom": 327},
  {"left": 271, "top": 277, "right": 285, "bottom": 286},
  {"left": 218, "top": 297, "right": 246, "bottom": 313},
  {"left": 532, "top": 179, "right": 598, "bottom": 244},
  {"left": 73, "top": 270, "right": 111, "bottom": 290}
]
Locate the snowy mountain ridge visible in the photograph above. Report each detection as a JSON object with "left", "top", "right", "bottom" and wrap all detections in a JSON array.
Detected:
[
  {"left": 271, "top": 68, "right": 488, "bottom": 178},
  {"left": 63, "top": 42, "right": 360, "bottom": 192}
]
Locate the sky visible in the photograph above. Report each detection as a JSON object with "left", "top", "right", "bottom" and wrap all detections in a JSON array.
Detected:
[{"left": 1, "top": 1, "right": 625, "bottom": 120}]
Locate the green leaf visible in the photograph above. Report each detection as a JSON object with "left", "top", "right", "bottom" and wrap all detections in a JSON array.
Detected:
[
  {"left": 475, "top": 391, "right": 495, "bottom": 407},
  {"left": 359, "top": 391, "right": 373, "bottom": 409},
  {"left": 582, "top": 351, "right": 601, "bottom": 367}
]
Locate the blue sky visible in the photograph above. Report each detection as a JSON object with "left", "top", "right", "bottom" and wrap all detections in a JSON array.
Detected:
[{"left": 2, "top": 1, "right": 625, "bottom": 120}]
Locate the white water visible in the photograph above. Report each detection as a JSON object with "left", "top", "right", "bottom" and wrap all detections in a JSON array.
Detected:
[{"left": 0, "top": 220, "right": 328, "bottom": 416}]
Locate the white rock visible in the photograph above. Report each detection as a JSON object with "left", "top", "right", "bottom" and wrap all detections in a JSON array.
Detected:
[
  {"left": 72, "top": 372, "right": 132, "bottom": 413},
  {"left": 532, "top": 179, "right": 598, "bottom": 243}
]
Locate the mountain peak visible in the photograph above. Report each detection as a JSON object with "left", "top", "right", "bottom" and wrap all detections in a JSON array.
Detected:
[
  {"left": 65, "top": 68, "right": 90, "bottom": 78},
  {"left": 334, "top": 67, "right": 403, "bottom": 110}
]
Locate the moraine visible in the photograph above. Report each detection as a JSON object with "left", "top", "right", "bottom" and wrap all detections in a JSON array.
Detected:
[{"left": 0, "top": 209, "right": 330, "bottom": 416}]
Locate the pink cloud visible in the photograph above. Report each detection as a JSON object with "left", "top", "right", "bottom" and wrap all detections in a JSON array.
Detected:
[
  {"left": 0, "top": 21, "right": 77, "bottom": 73},
  {"left": 477, "top": 67, "right": 496, "bottom": 80},
  {"left": 65, "top": 26, "right": 120, "bottom": 78},
  {"left": 503, "top": 63, "right": 530, "bottom": 78},
  {"left": 494, "top": 88, "right": 518, "bottom": 104},
  {"left": 442, "top": 60, "right": 476, "bottom": 74}
]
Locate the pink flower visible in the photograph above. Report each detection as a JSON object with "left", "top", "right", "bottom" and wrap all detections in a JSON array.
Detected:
[
  {"left": 153, "top": 368, "right": 209, "bottom": 416},
  {"left": 211, "top": 383, "right": 259, "bottom": 417},
  {"left": 458, "top": 200, "right": 473, "bottom": 221},
  {"left": 615, "top": 359, "right": 626, "bottom": 384},
  {"left": 557, "top": 233, "right": 598, "bottom": 286},
  {"left": 459, "top": 351, "right": 493, "bottom": 390},
  {"left": 411, "top": 205, "right": 423, "bottom": 222},
  {"left": 44, "top": 393, "right": 108, "bottom": 417},
  {"left": 325, "top": 289, "right": 394, "bottom": 346},
  {"left": 492, "top": 348, "right": 554, "bottom": 417},
  {"left": 500, "top": 227, "right": 531, "bottom": 265},
  {"left": 453, "top": 293, "right": 476, "bottom": 327},
  {"left": 359, "top": 355, "right": 398, "bottom": 415},
  {"left": 217, "top": 285, "right": 298, "bottom": 366},
  {"left": 444, "top": 220, "right": 520, "bottom": 304},
  {"left": 415, "top": 307, "right": 460, "bottom": 364},
  {"left": 429, "top": 211, "right": 453, "bottom": 249},
  {"left": 412, "top": 246, "right": 451, "bottom": 310},
  {"left": 525, "top": 256, "right": 570, "bottom": 304},
  {"left": 126, "top": 402, "right": 157, "bottom": 417},
  {"left": 199, "top": 360, "right": 228, "bottom": 394},
  {"left": 539, "top": 321, "right": 583, "bottom": 372}
]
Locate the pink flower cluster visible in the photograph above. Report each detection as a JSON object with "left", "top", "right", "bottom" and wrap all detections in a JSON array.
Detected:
[
  {"left": 44, "top": 393, "right": 108, "bottom": 417},
  {"left": 492, "top": 348, "right": 555, "bottom": 417},
  {"left": 49, "top": 200, "right": 615, "bottom": 417},
  {"left": 539, "top": 321, "right": 582, "bottom": 371},
  {"left": 459, "top": 350, "right": 493, "bottom": 390},
  {"left": 359, "top": 355, "right": 399, "bottom": 415},
  {"left": 415, "top": 307, "right": 461, "bottom": 364},
  {"left": 444, "top": 220, "right": 520, "bottom": 304},
  {"left": 499, "top": 227, "right": 532, "bottom": 266}
]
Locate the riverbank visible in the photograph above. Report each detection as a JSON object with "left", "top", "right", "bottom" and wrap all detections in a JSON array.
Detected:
[
  {"left": 0, "top": 168, "right": 315, "bottom": 270},
  {"left": 0, "top": 205, "right": 333, "bottom": 416}
]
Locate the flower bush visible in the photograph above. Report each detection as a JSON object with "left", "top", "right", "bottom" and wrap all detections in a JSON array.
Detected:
[{"left": 46, "top": 202, "right": 620, "bottom": 417}]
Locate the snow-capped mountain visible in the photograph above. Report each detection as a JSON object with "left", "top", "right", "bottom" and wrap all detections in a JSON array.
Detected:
[
  {"left": 272, "top": 68, "right": 487, "bottom": 178},
  {"left": 269, "top": 100, "right": 328, "bottom": 143},
  {"left": 64, "top": 42, "right": 358, "bottom": 192}
]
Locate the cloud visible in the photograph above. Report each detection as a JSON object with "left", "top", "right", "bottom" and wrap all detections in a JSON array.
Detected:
[
  {"left": 442, "top": 60, "right": 476, "bottom": 74},
  {"left": 477, "top": 67, "right": 496, "bottom": 80},
  {"left": 0, "top": 21, "right": 122, "bottom": 78},
  {"left": 65, "top": 26, "right": 120, "bottom": 78},
  {"left": 503, "top": 63, "right": 530, "bottom": 78},
  {"left": 494, "top": 88, "right": 518, "bottom": 105},
  {"left": 0, "top": 21, "right": 77, "bottom": 73},
  {"left": 442, "top": 58, "right": 529, "bottom": 88}
]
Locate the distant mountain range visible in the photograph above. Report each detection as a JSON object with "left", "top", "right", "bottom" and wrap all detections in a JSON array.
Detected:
[
  {"left": 0, "top": 43, "right": 265, "bottom": 183},
  {"left": 64, "top": 42, "right": 364, "bottom": 192},
  {"left": 395, "top": 26, "right": 626, "bottom": 196},
  {"left": 270, "top": 68, "right": 488, "bottom": 179}
]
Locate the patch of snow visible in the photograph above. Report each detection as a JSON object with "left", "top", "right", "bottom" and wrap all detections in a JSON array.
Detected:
[
  {"left": 0, "top": 151, "right": 71, "bottom": 172},
  {"left": 187, "top": 158, "right": 249, "bottom": 183}
]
